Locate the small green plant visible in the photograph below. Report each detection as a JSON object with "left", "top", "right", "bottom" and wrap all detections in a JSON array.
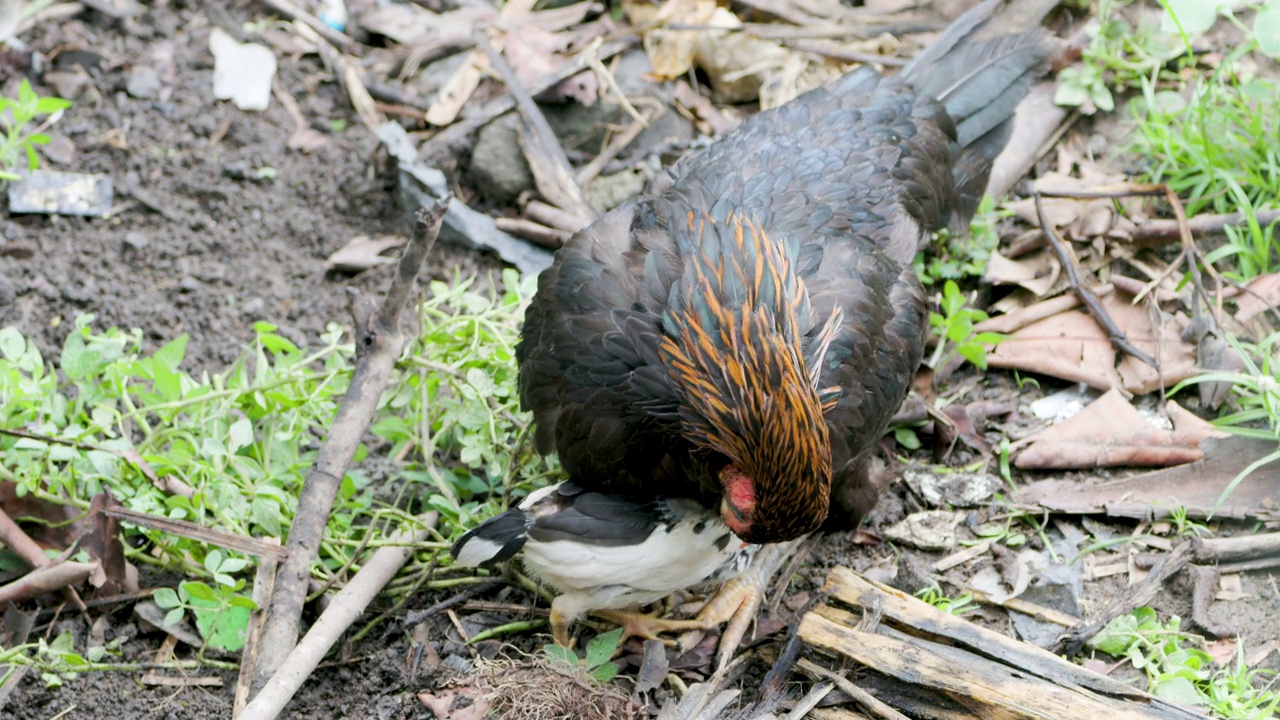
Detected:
[
  {"left": 543, "top": 628, "right": 623, "bottom": 683},
  {"left": 927, "top": 280, "right": 1006, "bottom": 371},
  {"left": 0, "top": 79, "right": 70, "bottom": 181},
  {"left": 1091, "top": 607, "right": 1280, "bottom": 716},
  {"left": 916, "top": 195, "right": 1007, "bottom": 286},
  {"left": 1056, "top": 0, "right": 1185, "bottom": 113},
  {"left": 915, "top": 583, "right": 977, "bottom": 616},
  {"left": 153, "top": 550, "right": 257, "bottom": 652},
  {"left": 1167, "top": 504, "right": 1212, "bottom": 539}
]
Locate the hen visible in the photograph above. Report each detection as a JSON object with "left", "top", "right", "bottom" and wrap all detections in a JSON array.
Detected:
[
  {"left": 507, "top": 0, "right": 1054, "bottom": 649},
  {"left": 451, "top": 481, "right": 762, "bottom": 648},
  {"left": 518, "top": 0, "right": 1053, "bottom": 541}
]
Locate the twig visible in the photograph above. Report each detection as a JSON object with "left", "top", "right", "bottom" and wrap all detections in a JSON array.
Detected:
[
  {"left": 418, "top": 39, "right": 633, "bottom": 166},
  {"left": 1034, "top": 192, "right": 1158, "bottom": 369},
  {"left": 239, "top": 514, "right": 437, "bottom": 720},
  {"left": 1130, "top": 208, "right": 1280, "bottom": 246},
  {"left": 251, "top": 200, "right": 450, "bottom": 692},
  {"left": 0, "top": 508, "right": 49, "bottom": 568},
  {"left": 255, "top": 0, "right": 350, "bottom": 49},
  {"left": 1052, "top": 540, "right": 1194, "bottom": 655},
  {"left": 402, "top": 579, "right": 503, "bottom": 626},
  {"left": 476, "top": 33, "right": 596, "bottom": 229},
  {"left": 523, "top": 199, "right": 592, "bottom": 234},
  {"left": 575, "top": 104, "right": 661, "bottom": 187},
  {"left": 0, "top": 427, "right": 192, "bottom": 498},
  {"left": 796, "top": 658, "right": 911, "bottom": 720},
  {"left": 102, "top": 506, "right": 288, "bottom": 561},
  {"left": 495, "top": 216, "right": 572, "bottom": 248}
]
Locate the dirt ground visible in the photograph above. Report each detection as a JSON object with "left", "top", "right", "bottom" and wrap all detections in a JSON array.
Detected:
[{"left": 4, "top": 1, "right": 1280, "bottom": 720}]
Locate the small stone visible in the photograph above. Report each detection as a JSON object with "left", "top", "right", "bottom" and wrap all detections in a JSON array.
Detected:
[
  {"left": 468, "top": 115, "right": 533, "bottom": 205},
  {"left": 31, "top": 275, "right": 59, "bottom": 300},
  {"left": 0, "top": 273, "right": 14, "bottom": 306},
  {"left": 241, "top": 297, "right": 266, "bottom": 316},
  {"left": 178, "top": 275, "right": 200, "bottom": 292},
  {"left": 123, "top": 231, "right": 149, "bottom": 250},
  {"left": 126, "top": 66, "right": 162, "bottom": 100}
]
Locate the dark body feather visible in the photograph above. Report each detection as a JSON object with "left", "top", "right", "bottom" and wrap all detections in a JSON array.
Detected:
[{"left": 516, "top": 0, "right": 1053, "bottom": 542}]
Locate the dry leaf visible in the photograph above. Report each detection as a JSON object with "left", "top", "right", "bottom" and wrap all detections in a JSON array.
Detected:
[
  {"left": 987, "top": 291, "right": 1197, "bottom": 394},
  {"left": 1014, "top": 389, "right": 1226, "bottom": 470},
  {"left": 1234, "top": 272, "right": 1280, "bottom": 323},
  {"left": 985, "top": 249, "right": 1061, "bottom": 297},
  {"left": 324, "top": 235, "right": 406, "bottom": 273},
  {"left": 417, "top": 687, "right": 492, "bottom": 720}
]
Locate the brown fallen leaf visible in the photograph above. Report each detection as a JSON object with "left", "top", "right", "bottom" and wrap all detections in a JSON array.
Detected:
[
  {"left": 984, "top": 248, "right": 1061, "bottom": 297},
  {"left": 1234, "top": 272, "right": 1280, "bottom": 324},
  {"left": 417, "top": 687, "right": 492, "bottom": 720},
  {"left": 1018, "top": 435, "right": 1280, "bottom": 522},
  {"left": 1014, "top": 389, "right": 1227, "bottom": 470},
  {"left": 986, "top": 291, "right": 1197, "bottom": 394},
  {"left": 324, "top": 235, "right": 406, "bottom": 273}
]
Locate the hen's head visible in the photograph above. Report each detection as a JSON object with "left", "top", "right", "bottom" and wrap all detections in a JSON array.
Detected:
[{"left": 660, "top": 209, "right": 842, "bottom": 544}]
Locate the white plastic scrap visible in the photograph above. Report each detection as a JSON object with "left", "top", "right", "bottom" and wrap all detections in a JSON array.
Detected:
[{"left": 209, "top": 28, "right": 277, "bottom": 112}]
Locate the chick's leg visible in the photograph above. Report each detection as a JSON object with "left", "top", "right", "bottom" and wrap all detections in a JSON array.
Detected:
[{"left": 550, "top": 598, "right": 573, "bottom": 648}]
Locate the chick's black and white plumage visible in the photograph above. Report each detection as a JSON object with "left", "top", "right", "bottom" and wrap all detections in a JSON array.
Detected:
[{"left": 451, "top": 481, "right": 757, "bottom": 644}]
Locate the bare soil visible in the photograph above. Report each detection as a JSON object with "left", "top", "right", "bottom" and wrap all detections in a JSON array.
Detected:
[{"left": 4, "top": 2, "right": 1280, "bottom": 720}]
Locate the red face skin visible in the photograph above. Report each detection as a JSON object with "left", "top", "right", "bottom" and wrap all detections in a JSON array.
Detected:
[{"left": 718, "top": 465, "right": 756, "bottom": 538}]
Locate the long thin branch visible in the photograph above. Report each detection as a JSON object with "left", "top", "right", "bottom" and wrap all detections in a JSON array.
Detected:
[
  {"left": 251, "top": 200, "right": 449, "bottom": 692},
  {"left": 1034, "top": 193, "right": 1158, "bottom": 369},
  {"left": 239, "top": 515, "right": 437, "bottom": 720}
]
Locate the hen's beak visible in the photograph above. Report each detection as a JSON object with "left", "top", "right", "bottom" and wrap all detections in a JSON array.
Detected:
[{"left": 721, "top": 497, "right": 746, "bottom": 524}]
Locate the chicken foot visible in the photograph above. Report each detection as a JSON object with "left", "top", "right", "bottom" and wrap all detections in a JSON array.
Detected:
[{"left": 591, "top": 540, "right": 801, "bottom": 670}]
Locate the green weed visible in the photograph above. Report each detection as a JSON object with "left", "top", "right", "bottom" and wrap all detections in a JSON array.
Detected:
[
  {"left": 927, "top": 280, "right": 1006, "bottom": 371},
  {"left": 0, "top": 79, "right": 70, "bottom": 181},
  {"left": 543, "top": 627, "right": 623, "bottom": 683},
  {"left": 0, "top": 268, "right": 545, "bottom": 652},
  {"left": 1091, "top": 607, "right": 1279, "bottom": 717},
  {"left": 916, "top": 195, "right": 1007, "bottom": 286},
  {"left": 915, "top": 583, "right": 978, "bottom": 616}
]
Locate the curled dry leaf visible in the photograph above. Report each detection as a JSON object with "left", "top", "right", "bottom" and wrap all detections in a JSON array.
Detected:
[
  {"left": 985, "top": 248, "right": 1061, "bottom": 297},
  {"left": 417, "top": 686, "right": 492, "bottom": 720},
  {"left": 1233, "top": 272, "right": 1280, "bottom": 324},
  {"left": 1014, "top": 389, "right": 1228, "bottom": 470},
  {"left": 324, "top": 235, "right": 406, "bottom": 273}
]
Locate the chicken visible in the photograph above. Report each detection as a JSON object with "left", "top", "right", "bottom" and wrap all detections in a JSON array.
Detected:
[
  {"left": 517, "top": 0, "right": 1054, "bottom": 545},
  {"left": 451, "top": 481, "right": 759, "bottom": 647}
]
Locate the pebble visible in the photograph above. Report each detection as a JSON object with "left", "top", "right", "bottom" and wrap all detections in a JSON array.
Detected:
[
  {"left": 178, "top": 275, "right": 200, "bottom": 293},
  {"left": 241, "top": 297, "right": 266, "bottom": 316},
  {"left": 126, "top": 66, "right": 161, "bottom": 100},
  {"left": 123, "top": 231, "right": 150, "bottom": 250}
]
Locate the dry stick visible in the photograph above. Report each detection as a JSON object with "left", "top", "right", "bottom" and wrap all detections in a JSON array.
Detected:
[
  {"left": 418, "top": 39, "right": 632, "bottom": 166},
  {"left": 1053, "top": 540, "right": 1194, "bottom": 656},
  {"left": 0, "top": 508, "right": 48, "bottom": 568},
  {"left": 251, "top": 200, "right": 450, "bottom": 691},
  {"left": 796, "top": 658, "right": 911, "bottom": 720},
  {"left": 1131, "top": 208, "right": 1280, "bottom": 246},
  {"left": 1034, "top": 192, "right": 1159, "bottom": 369},
  {"left": 102, "top": 506, "right": 288, "bottom": 562},
  {"left": 255, "top": 0, "right": 350, "bottom": 48},
  {"left": 238, "top": 515, "right": 437, "bottom": 720},
  {"left": 575, "top": 105, "right": 662, "bottom": 188},
  {"left": 476, "top": 34, "right": 596, "bottom": 229}
]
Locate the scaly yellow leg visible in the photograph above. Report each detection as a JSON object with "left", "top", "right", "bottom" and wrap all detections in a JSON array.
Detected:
[{"left": 591, "top": 540, "right": 802, "bottom": 670}]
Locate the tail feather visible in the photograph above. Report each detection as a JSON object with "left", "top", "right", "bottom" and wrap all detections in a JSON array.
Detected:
[
  {"left": 902, "top": 0, "right": 1057, "bottom": 222},
  {"left": 451, "top": 509, "right": 530, "bottom": 567}
]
